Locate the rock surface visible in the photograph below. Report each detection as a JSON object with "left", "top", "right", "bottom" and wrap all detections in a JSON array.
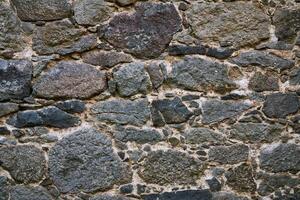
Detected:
[
  {"left": 208, "top": 144, "right": 249, "bottom": 164},
  {"left": 0, "top": 102, "right": 19, "bottom": 117},
  {"left": 9, "top": 186, "right": 52, "bottom": 200},
  {"left": 183, "top": 128, "right": 225, "bottom": 144},
  {"left": 142, "top": 190, "right": 213, "bottom": 200},
  {"left": 249, "top": 72, "right": 279, "bottom": 92}
]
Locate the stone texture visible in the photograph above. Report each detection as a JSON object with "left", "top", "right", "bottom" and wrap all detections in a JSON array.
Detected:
[
  {"left": 0, "top": 102, "right": 19, "bottom": 117},
  {"left": 167, "top": 45, "right": 206, "bottom": 56},
  {"left": 249, "top": 72, "right": 279, "bottom": 92},
  {"left": 0, "top": 145, "right": 46, "bottom": 183},
  {"left": 139, "top": 150, "right": 203, "bottom": 185},
  {"left": 91, "top": 98, "right": 150, "bottom": 126},
  {"left": 0, "top": 176, "right": 9, "bottom": 200},
  {"left": 206, "top": 177, "right": 221, "bottom": 192},
  {"left": 187, "top": 2, "right": 270, "bottom": 48},
  {"left": 260, "top": 143, "right": 300, "bottom": 173},
  {"left": 262, "top": 93, "right": 300, "bottom": 118},
  {"left": 102, "top": 2, "right": 182, "bottom": 59},
  {"left": 183, "top": 128, "right": 225, "bottom": 144},
  {"left": 0, "top": 59, "right": 32, "bottom": 101},
  {"left": 145, "top": 62, "right": 167, "bottom": 89},
  {"left": 33, "top": 61, "right": 106, "bottom": 99},
  {"left": 10, "top": 186, "right": 52, "bottom": 200},
  {"left": 290, "top": 68, "right": 300, "bottom": 85},
  {"left": 54, "top": 99, "right": 86, "bottom": 114},
  {"left": 116, "top": 0, "right": 137, "bottom": 6},
  {"left": 212, "top": 192, "right": 249, "bottom": 200},
  {"left": 49, "top": 128, "right": 132, "bottom": 193},
  {"left": 142, "top": 190, "right": 213, "bottom": 200},
  {"left": 208, "top": 144, "right": 249, "bottom": 164},
  {"left": 169, "top": 56, "right": 236, "bottom": 94},
  {"left": 91, "top": 195, "right": 133, "bottom": 200}
]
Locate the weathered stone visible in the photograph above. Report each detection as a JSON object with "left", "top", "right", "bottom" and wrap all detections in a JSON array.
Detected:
[
  {"left": 102, "top": 2, "right": 182, "bottom": 58},
  {"left": 10, "top": 186, "right": 52, "bottom": 200},
  {"left": 170, "top": 56, "right": 237, "bottom": 94},
  {"left": 145, "top": 62, "right": 167, "bottom": 89},
  {"left": 208, "top": 144, "right": 249, "bottom": 164},
  {"left": 142, "top": 190, "right": 212, "bottom": 200},
  {"left": 290, "top": 68, "right": 300, "bottom": 85},
  {"left": 0, "top": 145, "right": 46, "bottom": 183},
  {"left": 91, "top": 195, "right": 133, "bottom": 200},
  {"left": 206, "top": 48, "right": 235, "bottom": 59},
  {"left": 54, "top": 99, "right": 86, "bottom": 114},
  {"left": 0, "top": 176, "right": 9, "bottom": 200},
  {"left": 206, "top": 177, "right": 221, "bottom": 192},
  {"left": 229, "top": 51, "right": 294, "bottom": 71},
  {"left": 225, "top": 163, "right": 256, "bottom": 193},
  {"left": 82, "top": 50, "right": 132, "bottom": 68},
  {"left": 167, "top": 45, "right": 206, "bottom": 56},
  {"left": 49, "top": 127, "right": 132, "bottom": 193},
  {"left": 249, "top": 72, "right": 279, "bottom": 92},
  {"left": 229, "top": 123, "right": 283, "bottom": 143},
  {"left": 113, "top": 62, "right": 152, "bottom": 97},
  {"left": 260, "top": 143, "right": 300, "bottom": 173},
  {"left": 116, "top": 0, "right": 137, "bottom": 6},
  {"left": 151, "top": 97, "right": 192, "bottom": 127},
  {"left": 139, "top": 150, "right": 203, "bottom": 185},
  {"left": 7, "top": 106, "right": 80, "bottom": 128},
  {"left": 201, "top": 100, "right": 252, "bottom": 124},
  {"left": 74, "top": 0, "right": 114, "bottom": 26},
  {"left": 183, "top": 128, "right": 225, "bottom": 144},
  {"left": 262, "top": 93, "right": 300, "bottom": 118},
  {"left": 91, "top": 98, "right": 150, "bottom": 126},
  {"left": 0, "top": 102, "right": 19, "bottom": 117},
  {"left": 0, "top": 59, "right": 32, "bottom": 101},
  {"left": 187, "top": 2, "right": 269, "bottom": 48},
  {"left": 119, "top": 184, "right": 134, "bottom": 194},
  {"left": 212, "top": 192, "right": 249, "bottom": 200},
  {"left": 0, "top": 127, "right": 10, "bottom": 135},
  {"left": 33, "top": 61, "right": 106, "bottom": 99}
]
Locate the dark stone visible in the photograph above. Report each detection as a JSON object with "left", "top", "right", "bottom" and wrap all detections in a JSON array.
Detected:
[
  {"left": 102, "top": 2, "right": 182, "bottom": 59},
  {"left": 138, "top": 150, "right": 204, "bottom": 185},
  {"left": 0, "top": 127, "right": 10, "bottom": 135},
  {"left": 290, "top": 68, "right": 300, "bottom": 85},
  {"left": 7, "top": 106, "right": 80, "bottom": 128},
  {"left": 151, "top": 97, "right": 192, "bottom": 127},
  {"left": 142, "top": 190, "right": 212, "bottom": 200},
  {"left": 183, "top": 128, "right": 225, "bottom": 144},
  {"left": 49, "top": 128, "right": 132, "bottom": 193},
  {"left": 206, "top": 47, "right": 234, "bottom": 59},
  {"left": 119, "top": 184, "right": 134, "bottom": 194},
  {"left": 167, "top": 45, "right": 206, "bottom": 56},
  {"left": 0, "top": 176, "right": 9, "bottom": 200},
  {"left": 182, "top": 95, "right": 200, "bottom": 101},
  {"left": 206, "top": 177, "right": 221, "bottom": 192},
  {"left": 0, "top": 145, "right": 46, "bottom": 183},
  {"left": 116, "top": 0, "right": 137, "bottom": 6},
  {"left": 145, "top": 62, "right": 167, "bottom": 89},
  {"left": 260, "top": 143, "right": 300, "bottom": 173},
  {"left": 137, "top": 184, "right": 146, "bottom": 194},
  {"left": 249, "top": 72, "right": 279, "bottom": 92},
  {"left": 220, "top": 94, "right": 246, "bottom": 101},
  {"left": 33, "top": 61, "right": 106, "bottom": 99},
  {"left": 0, "top": 102, "right": 19, "bottom": 117},
  {"left": 10, "top": 186, "right": 52, "bottom": 200},
  {"left": 291, "top": 115, "right": 300, "bottom": 134},
  {"left": 54, "top": 99, "right": 86, "bottom": 114},
  {"left": 208, "top": 144, "right": 249, "bottom": 164},
  {"left": 0, "top": 59, "right": 32, "bottom": 101},
  {"left": 91, "top": 194, "right": 133, "bottom": 200},
  {"left": 212, "top": 192, "right": 249, "bottom": 200},
  {"left": 262, "top": 93, "right": 300, "bottom": 118}
]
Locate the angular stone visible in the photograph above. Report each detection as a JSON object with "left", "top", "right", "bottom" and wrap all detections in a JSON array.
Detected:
[
  {"left": 113, "top": 62, "right": 152, "bottom": 97},
  {"left": 167, "top": 45, "right": 206, "bottom": 56},
  {"left": 0, "top": 59, "right": 32, "bottom": 101},
  {"left": 33, "top": 61, "right": 106, "bottom": 99},
  {"left": 0, "top": 102, "right": 19, "bottom": 117},
  {"left": 183, "top": 128, "right": 225, "bottom": 144},
  {"left": 229, "top": 123, "right": 283, "bottom": 143},
  {"left": 151, "top": 97, "right": 192, "bottom": 127},
  {"left": 138, "top": 150, "right": 203, "bottom": 185},
  {"left": 82, "top": 50, "right": 132, "bottom": 68},
  {"left": 206, "top": 177, "right": 221, "bottom": 192},
  {"left": 0, "top": 145, "right": 46, "bottom": 183},
  {"left": 262, "top": 93, "right": 300, "bottom": 118},
  {"left": 290, "top": 68, "right": 300, "bottom": 85},
  {"left": 102, "top": 2, "right": 182, "bottom": 59},
  {"left": 206, "top": 47, "right": 235, "bottom": 59},
  {"left": 201, "top": 100, "right": 252, "bottom": 124},
  {"left": 212, "top": 192, "right": 249, "bottom": 200},
  {"left": 91, "top": 98, "right": 150, "bottom": 126},
  {"left": 142, "top": 190, "right": 212, "bottom": 200},
  {"left": 229, "top": 51, "right": 294, "bottom": 71},
  {"left": 208, "top": 144, "right": 249, "bottom": 164},
  {"left": 249, "top": 72, "right": 279, "bottom": 92},
  {"left": 7, "top": 106, "right": 80, "bottom": 128},
  {"left": 145, "top": 62, "right": 167, "bottom": 89},
  {"left": 260, "top": 143, "right": 300, "bottom": 173},
  {"left": 0, "top": 176, "right": 9, "bottom": 200},
  {"left": 116, "top": 0, "right": 137, "bottom": 6},
  {"left": 0, "top": 127, "right": 10, "bottom": 135},
  {"left": 91, "top": 194, "right": 133, "bottom": 200},
  {"left": 49, "top": 128, "right": 132, "bottom": 193},
  {"left": 54, "top": 99, "right": 86, "bottom": 114},
  {"left": 169, "top": 56, "right": 237, "bottom": 94},
  {"left": 10, "top": 186, "right": 52, "bottom": 200},
  {"left": 187, "top": 2, "right": 269, "bottom": 48}
]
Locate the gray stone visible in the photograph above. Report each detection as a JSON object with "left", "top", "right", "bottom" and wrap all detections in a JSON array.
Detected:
[
  {"left": 119, "top": 184, "right": 134, "bottom": 194},
  {"left": 169, "top": 56, "right": 237, "bottom": 94},
  {"left": 0, "top": 102, "right": 19, "bottom": 117},
  {"left": 206, "top": 177, "right": 221, "bottom": 192},
  {"left": 0, "top": 145, "right": 46, "bottom": 183},
  {"left": 10, "top": 186, "right": 52, "bottom": 200},
  {"left": 229, "top": 51, "right": 294, "bottom": 71},
  {"left": 114, "top": 62, "right": 152, "bottom": 97},
  {"left": 187, "top": 2, "right": 269, "bottom": 48},
  {"left": 91, "top": 98, "right": 150, "bottom": 126},
  {"left": 82, "top": 50, "right": 132, "bottom": 68},
  {"left": 102, "top": 2, "right": 182, "bottom": 59},
  {"left": 54, "top": 99, "right": 86, "bottom": 114},
  {"left": 10, "top": 0, "right": 71, "bottom": 21},
  {"left": 212, "top": 192, "right": 249, "bottom": 200},
  {"left": 33, "top": 61, "right": 106, "bottom": 99},
  {"left": 290, "top": 68, "right": 300, "bottom": 85},
  {"left": 49, "top": 128, "right": 132, "bottom": 193},
  {"left": 91, "top": 194, "right": 133, "bottom": 200},
  {"left": 116, "top": 0, "right": 137, "bottom": 6},
  {"left": 208, "top": 144, "right": 249, "bottom": 164},
  {"left": 249, "top": 72, "right": 279, "bottom": 92},
  {"left": 145, "top": 62, "right": 167, "bottom": 89},
  {"left": 0, "top": 176, "right": 9, "bottom": 200},
  {"left": 7, "top": 106, "right": 80, "bottom": 128},
  {"left": 167, "top": 45, "right": 206, "bottom": 56},
  {"left": 229, "top": 123, "right": 283, "bottom": 143},
  {"left": 138, "top": 150, "right": 204, "bottom": 185},
  {"left": 0, "top": 59, "right": 32, "bottom": 101},
  {"left": 142, "top": 190, "right": 212, "bottom": 200},
  {"left": 201, "top": 100, "right": 252, "bottom": 124},
  {"left": 260, "top": 143, "right": 300, "bottom": 173},
  {"left": 183, "top": 128, "right": 225, "bottom": 144},
  {"left": 262, "top": 93, "right": 300, "bottom": 118}
]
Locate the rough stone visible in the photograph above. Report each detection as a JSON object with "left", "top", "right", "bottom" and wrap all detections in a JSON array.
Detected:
[
  {"left": 54, "top": 99, "right": 86, "bottom": 114},
  {"left": 262, "top": 93, "right": 300, "bottom": 118},
  {"left": 142, "top": 190, "right": 212, "bottom": 200},
  {"left": 139, "top": 150, "right": 203, "bottom": 185},
  {"left": 206, "top": 48, "right": 235, "bottom": 59},
  {"left": 167, "top": 45, "right": 206, "bottom": 56},
  {"left": 0, "top": 102, "right": 19, "bottom": 117},
  {"left": 0, "top": 127, "right": 10, "bottom": 135},
  {"left": 91, "top": 98, "right": 150, "bottom": 126},
  {"left": 290, "top": 68, "right": 300, "bottom": 85},
  {"left": 260, "top": 143, "right": 300, "bottom": 173},
  {"left": 0, "top": 145, "right": 46, "bottom": 183},
  {"left": 49, "top": 127, "right": 132, "bottom": 193},
  {"left": 249, "top": 72, "right": 279, "bottom": 92},
  {"left": 119, "top": 184, "right": 134, "bottom": 194},
  {"left": 183, "top": 128, "right": 225, "bottom": 144},
  {"left": 7, "top": 106, "right": 80, "bottom": 128},
  {"left": 0, "top": 59, "right": 32, "bottom": 101},
  {"left": 212, "top": 192, "right": 249, "bottom": 200},
  {"left": 187, "top": 2, "right": 269, "bottom": 48},
  {"left": 206, "top": 177, "right": 222, "bottom": 192},
  {"left": 10, "top": 186, "right": 52, "bottom": 200},
  {"left": 33, "top": 61, "right": 106, "bottom": 99},
  {"left": 102, "top": 2, "right": 182, "bottom": 59},
  {"left": 91, "top": 195, "right": 133, "bottom": 200},
  {"left": 0, "top": 176, "right": 9, "bottom": 200},
  {"left": 208, "top": 144, "right": 249, "bottom": 164},
  {"left": 170, "top": 56, "right": 237, "bottom": 94},
  {"left": 145, "top": 62, "right": 167, "bottom": 89},
  {"left": 116, "top": 0, "right": 137, "bottom": 6}
]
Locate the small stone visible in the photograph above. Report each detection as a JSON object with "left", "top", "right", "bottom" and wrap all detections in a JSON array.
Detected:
[
  {"left": 0, "top": 102, "right": 19, "bottom": 117},
  {"left": 182, "top": 95, "right": 200, "bottom": 101},
  {"left": 183, "top": 128, "right": 225, "bottom": 144},
  {"left": 206, "top": 47, "right": 234, "bottom": 59},
  {"left": 168, "top": 137, "right": 180, "bottom": 147},
  {"left": 212, "top": 192, "right": 249, "bottom": 200},
  {"left": 137, "top": 184, "right": 146, "bottom": 194},
  {"left": 145, "top": 62, "right": 167, "bottom": 89},
  {"left": 167, "top": 45, "right": 206, "bottom": 56},
  {"left": 119, "top": 184, "right": 134, "bottom": 194},
  {"left": 91, "top": 194, "right": 133, "bottom": 200},
  {"left": 54, "top": 99, "right": 86, "bottom": 113},
  {"left": 0, "top": 127, "right": 10, "bottom": 135},
  {"left": 208, "top": 144, "right": 249, "bottom": 164},
  {"left": 290, "top": 68, "right": 300, "bottom": 85},
  {"left": 142, "top": 190, "right": 212, "bottom": 200},
  {"left": 116, "top": 0, "right": 137, "bottom": 6},
  {"left": 10, "top": 186, "right": 52, "bottom": 200},
  {"left": 249, "top": 72, "right": 279, "bottom": 92},
  {"left": 206, "top": 177, "right": 221, "bottom": 192},
  {"left": 262, "top": 93, "right": 300, "bottom": 118},
  {"left": 220, "top": 93, "right": 246, "bottom": 101},
  {"left": 0, "top": 145, "right": 46, "bottom": 183}
]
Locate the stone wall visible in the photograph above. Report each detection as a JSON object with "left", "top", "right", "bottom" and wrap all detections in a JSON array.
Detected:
[{"left": 0, "top": 0, "right": 299, "bottom": 199}]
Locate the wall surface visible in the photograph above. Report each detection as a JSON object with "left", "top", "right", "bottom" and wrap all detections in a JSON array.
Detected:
[{"left": 0, "top": 0, "right": 300, "bottom": 199}]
